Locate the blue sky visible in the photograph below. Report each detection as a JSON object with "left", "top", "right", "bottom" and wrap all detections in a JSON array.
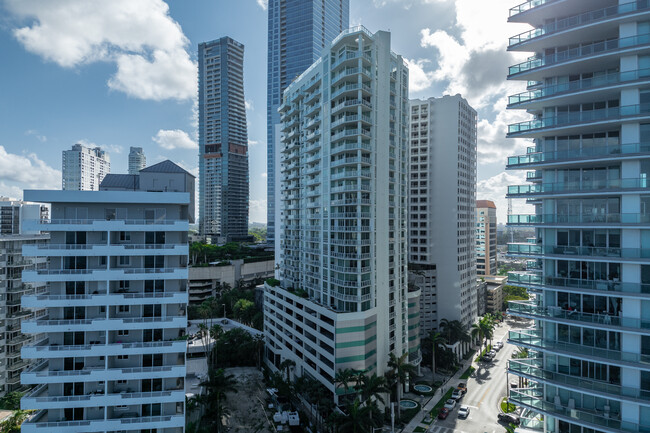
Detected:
[{"left": 0, "top": 0, "right": 533, "bottom": 223}]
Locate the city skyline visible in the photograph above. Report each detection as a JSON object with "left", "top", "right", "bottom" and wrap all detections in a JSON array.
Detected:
[{"left": 0, "top": 0, "right": 533, "bottom": 224}]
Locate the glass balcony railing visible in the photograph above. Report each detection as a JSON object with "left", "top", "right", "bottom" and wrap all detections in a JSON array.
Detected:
[
  {"left": 509, "top": 358, "right": 650, "bottom": 401},
  {"left": 509, "top": 68, "right": 650, "bottom": 107},
  {"left": 507, "top": 243, "right": 650, "bottom": 259},
  {"left": 509, "top": 0, "right": 558, "bottom": 17},
  {"left": 508, "top": 212, "right": 650, "bottom": 225},
  {"left": 507, "top": 272, "right": 650, "bottom": 295},
  {"left": 508, "top": 103, "right": 650, "bottom": 134},
  {"left": 509, "top": 33, "right": 650, "bottom": 76},
  {"left": 509, "top": 1, "right": 650, "bottom": 47},
  {"left": 509, "top": 389, "right": 647, "bottom": 433},
  {"left": 508, "top": 330, "right": 650, "bottom": 365},
  {"left": 507, "top": 301, "right": 650, "bottom": 329},
  {"left": 507, "top": 178, "right": 650, "bottom": 196}
]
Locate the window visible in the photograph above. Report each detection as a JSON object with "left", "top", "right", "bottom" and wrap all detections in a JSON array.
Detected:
[
  {"left": 117, "top": 330, "right": 129, "bottom": 336},
  {"left": 118, "top": 305, "right": 130, "bottom": 313},
  {"left": 117, "top": 355, "right": 129, "bottom": 360},
  {"left": 118, "top": 256, "right": 130, "bottom": 266}
]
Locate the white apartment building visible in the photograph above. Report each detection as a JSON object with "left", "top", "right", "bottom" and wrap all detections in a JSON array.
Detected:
[
  {"left": 506, "top": 1, "right": 650, "bottom": 431},
  {"left": 128, "top": 147, "right": 146, "bottom": 175},
  {"left": 476, "top": 200, "right": 498, "bottom": 277},
  {"left": 62, "top": 143, "right": 110, "bottom": 191},
  {"left": 408, "top": 95, "right": 478, "bottom": 337},
  {"left": 264, "top": 27, "right": 420, "bottom": 399},
  {"left": 0, "top": 197, "right": 48, "bottom": 235},
  {"left": 19, "top": 160, "right": 193, "bottom": 433},
  {"left": 0, "top": 234, "right": 48, "bottom": 396}
]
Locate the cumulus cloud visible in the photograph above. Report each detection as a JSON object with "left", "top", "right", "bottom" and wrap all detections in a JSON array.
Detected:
[
  {"left": 248, "top": 139, "right": 259, "bottom": 147},
  {"left": 0, "top": 146, "right": 61, "bottom": 193},
  {"left": 152, "top": 129, "right": 197, "bottom": 150},
  {"left": 5, "top": 0, "right": 196, "bottom": 101},
  {"left": 477, "top": 171, "right": 533, "bottom": 222},
  {"left": 245, "top": 100, "right": 254, "bottom": 111},
  {"left": 249, "top": 199, "right": 267, "bottom": 224},
  {"left": 256, "top": 0, "right": 268, "bottom": 10},
  {"left": 404, "top": 58, "right": 435, "bottom": 93},
  {"left": 25, "top": 129, "right": 47, "bottom": 142}
]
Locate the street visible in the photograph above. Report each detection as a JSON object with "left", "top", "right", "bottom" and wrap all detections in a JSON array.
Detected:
[{"left": 420, "top": 318, "right": 529, "bottom": 433}]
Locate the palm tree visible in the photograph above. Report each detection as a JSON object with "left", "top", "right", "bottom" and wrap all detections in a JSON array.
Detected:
[
  {"left": 428, "top": 331, "right": 446, "bottom": 379},
  {"left": 471, "top": 322, "right": 485, "bottom": 349},
  {"left": 253, "top": 334, "right": 265, "bottom": 369},
  {"left": 358, "top": 373, "right": 389, "bottom": 405},
  {"left": 439, "top": 318, "right": 451, "bottom": 342},
  {"left": 335, "top": 368, "right": 358, "bottom": 395},
  {"left": 200, "top": 368, "right": 238, "bottom": 433},
  {"left": 337, "top": 398, "right": 375, "bottom": 433},
  {"left": 209, "top": 324, "right": 223, "bottom": 368},
  {"left": 383, "top": 369, "right": 397, "bottom": 414},
  {"left": 387, "top": 352, "right": 417, "bottom": 420},
  {"left": 0, "top": 410, "right": 30, "bottom": 433}
]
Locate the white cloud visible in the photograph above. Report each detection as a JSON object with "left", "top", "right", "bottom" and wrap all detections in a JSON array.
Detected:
[
  {"left": 245, "top": 100, "right": 254, "bottom": 111},
  {"left": 248, "top": 139, "right": 259, "bottom": 147},
  {"left": 25, "top": 129, "right": 47, "bottom": 142},
  {"left": 477, "top": 171, "right": 533, "bottom": 222},
  {"left": 103, "top": 144, "right": 124, "bottom": 154},
  {"left": 6, "top": 0, "right": 196, "bottom": 101},
  {"left": 261, "top": 172, "right": 267, "bottom": 179},
  {"left": 0, "top": 145, "right": 61, "bottom": 191},
  {"left": 256, "top": 0, "right": 268, "bottom": 10},
  {"left": 249, "top": 199, "right": 267, "bottom": 224},
  {"left": 152, "top": 129, "right": 197, "bottom": 150},
  {"left": 404, "top": 58, "right": 435, "bottom": 93}
]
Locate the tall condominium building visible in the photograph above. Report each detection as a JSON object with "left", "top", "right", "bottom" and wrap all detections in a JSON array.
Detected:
[
  {"left": 264, "top": 28, "right": 420, "bottom": 398},
  {"left": 505, "top": 1, "right": 650, "bottom": 431},
  {"left": 128, "top": 147, "right": 146, "bottom": 175},
  {"left": 62, "top": 143, "right": 110, "bottom": 191},
  {"left": 476, "top": 200, "right": 498, "bottom": 277},
  {"left": 198, "top": 37, "right": 250, "bottom": 243},
  {"left": 408, "top": 95, "right": 478, "bottom": 338},
  {"left": 19, "top": 160, "right": 193, "bottom": 433},
  {"left": 0, "top": 233, "right": 48, "bottom": 396},
  {"left": 267, "top": 0, "right": 349, "bottom": 248},
  {"left": 0, "top": 198, "right": 48, "bottom": 235}
]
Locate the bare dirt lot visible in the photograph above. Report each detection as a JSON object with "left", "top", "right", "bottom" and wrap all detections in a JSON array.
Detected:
[{"left": 223, "top": 367, "right": 275, "bottom": 433}]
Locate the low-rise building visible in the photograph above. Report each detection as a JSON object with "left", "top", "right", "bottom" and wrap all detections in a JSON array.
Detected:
[{"left": 484, "top": 275, "right": 507, "bottom": 313}]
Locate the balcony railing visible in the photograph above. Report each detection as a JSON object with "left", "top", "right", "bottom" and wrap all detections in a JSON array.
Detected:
[
  {"left": 509, "top": 358, "right": 650, "bottom": 401},
  {"left": 509, "top": 1, "right": 650, "bottom": 47},
  {"left": 508, "top": 330, "right": 650, "bottom": 366},
  {"left": 507, "top": 301, "right": 650, "bottom": 329},
  {"left": 507, "top": 177, "right": 650, "bottom": 196},
  {"left": 507, "top": 243, "right": 650, "bottom": 260},
  {"left": 508, "top": 33, "right": 650, "bottom": 76},
  {"left": 509, "top": 0, "right": 558, "bottom": 17},
  {"left": 508, "top": 67, "right": 650, "bottom": 107},
  {"left": 508, "top": 212, "right": 650, "bottom": 225},
  {"left": 507, "top": 272, "right": 650, "bottom": 295},
  {"left": 507, "top": 142, "right": 650, "bottom": 167},
  {"left": 509, "top": 389, "right": 645, "bottom": 433},
  {"left": 508, "top": 103, "right": 650, "bottom": 134}
]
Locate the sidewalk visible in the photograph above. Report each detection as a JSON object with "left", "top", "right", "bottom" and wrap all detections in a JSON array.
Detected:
[{"left": 401, "top": 354, "right": 476, "bottom": 433}]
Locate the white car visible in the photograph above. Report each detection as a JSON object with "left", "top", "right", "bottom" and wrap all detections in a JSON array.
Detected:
[
  {"left": 458, "top": 405, "right": 470, "bottom": 418},
  {"left": 444, "top": 399, "right": 457, "bottom": 410},
  {"left": 494, "top": 342, "right": 503, "bottom": 351},
  {"left": 451, "top": 389, "right": 464, "bottom": 400},
  {"left": 489, "top": 350, "right": 497, "bottom": 358}
]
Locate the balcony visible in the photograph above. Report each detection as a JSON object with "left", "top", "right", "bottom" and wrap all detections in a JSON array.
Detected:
[
  {"left": 22, "top": 267, "right": 188, "bottom": 282},
  {"left": 21, "top": 362, "right": 186, "bottom": 384},
  {"left": 508, "top": 33, "right": 650, "bottom": 79},
  {"left": 508, "top": 1, "right": 650, "bottom": 49},
  {"left": 22, "top": 243, "right": 188, "bottom": 257},
  {"left": 508, "top": 68, "right": 650, "bottom": 109},
  {"left": 24, "top": 218, "right": 188, "bottom": 233},
  {"left": 508, "top": 358, "right": 650, "bottom": 403},
  {"left": 507, "top": 272, "right": 650, "bottom": 297},
  {"left": 507, "top": 243, "right": 650, "bottom": 262},
  {"left": 509, "top": 0, "right": 560, "bottom": 18},
  {"left": 508, "top": 104, "right": 650, "bottom": 137},
  {"left": 507, "top": 330, "right": 650, "bottom": 368},
  {"left": 20, "top": 410, "right": 185, "bottom": 433},
  {"left": 507, "top": 212, "right": 650, "bottom": 227},
  {"left": 22, "top": 340, "right": 187, "bottom": 359},
  {"left": 21, "top": 291, "right": 187, "bottom": 308},
  {"left": 507, "top": 142, "right": 650, "bottom": 168},
  {"left": 509, "top": 389, "right": 645, "bottom": 433},
  {"left": 507, "top": 301, "right": 650, "bottom": 332},
  {"left": 22, "top": 316, "right": 186, "bottom": 334},
  {"left": 507, "top": 177, "right": 650, "bottom": 197}
]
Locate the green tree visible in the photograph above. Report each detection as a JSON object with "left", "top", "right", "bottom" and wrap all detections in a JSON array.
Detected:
[
  {"left": 233, "top": 298, "right": 255, "bottom": 325},
  {"left": 200, "top": 368, "right": 238, "bottom": 433},
  {"left": 335, "top": 368, "right": 358, "bottom": 396},
  {"left": 279, "top": 358, "right": 296, "bottom": 382},
  {"left": 0, "top": 391, "right": 23, "bottom": 410},
  {"left": 357, "top": 373, "right": 388, "bottom": 406},
  {"left": 427, "top": 331, "right": 447, "bottom": 378},
  {"left": 0, "top": 410, "right": 30, "bottom": 433},
  {"left": 387, "top": 352, "right": 417, "bottom": 421},
  {"left": 333, "top": 398, "right": 375, "bottom": 433}
]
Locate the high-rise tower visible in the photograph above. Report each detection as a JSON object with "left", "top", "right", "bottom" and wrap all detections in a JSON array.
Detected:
[
  {"left": 263, "top": 27, "right": 420, "bottom": 398},
  {"left": 267, "top": 0, "right": 350, "bottom": 248},
  {"left": 128, "top": 147, "right": 146, "bottom": 175},
  {"left": 506, "top": 1, "right": 650, "bottom": 431},
  {"left": 199, "top": 37, "right": 250, "bottom": 243},
  {"left": 62, "top": 143, "right": 110, "bottom": 191}
]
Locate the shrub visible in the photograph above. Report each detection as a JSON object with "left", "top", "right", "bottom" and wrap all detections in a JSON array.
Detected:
[{"left": 265, "top": 278, "right": 280, "bottom": 287}]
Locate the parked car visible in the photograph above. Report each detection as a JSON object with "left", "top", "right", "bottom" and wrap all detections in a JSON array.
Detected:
[
  {"left": 457, "top": 383, "right": 467, "bottom": 394},
  {"left": 482, "top": 353, "right": 493, "bottom": 362},
  {"left": 443, "top": 399, "right": 457, "bottom": 410},
  {"left": 494, "top": 341, "right": 503, "bottom": 350},
  {"left": 489, "top": 350, "right": 497, "bottom": 357},
  {"left": 451, "top": 389, "right": 464, "bottom": 400},
  {"left": 438, "top": 407, "right": 450, "bottom": 419},
  {"left": 458, "top": 405, "right": 470, "bottom": 419},
  {"left": 498, "top": 413, "right": 521, "bottom": 425}
]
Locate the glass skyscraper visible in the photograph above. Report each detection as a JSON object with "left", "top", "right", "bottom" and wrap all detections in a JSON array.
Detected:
[
  {"left": 505, "top": 0, "right": 650, "bottom": 431},
  {"left": 267, "top": 0, "right": 349, "bottom": 247},
  {"left": 199, "top": 37, "right": 250, "bottom": 243}
]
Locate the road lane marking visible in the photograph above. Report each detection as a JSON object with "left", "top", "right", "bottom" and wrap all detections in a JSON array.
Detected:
[{"left": 477, "top": 386, "right": 491, "bottom": 407}]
